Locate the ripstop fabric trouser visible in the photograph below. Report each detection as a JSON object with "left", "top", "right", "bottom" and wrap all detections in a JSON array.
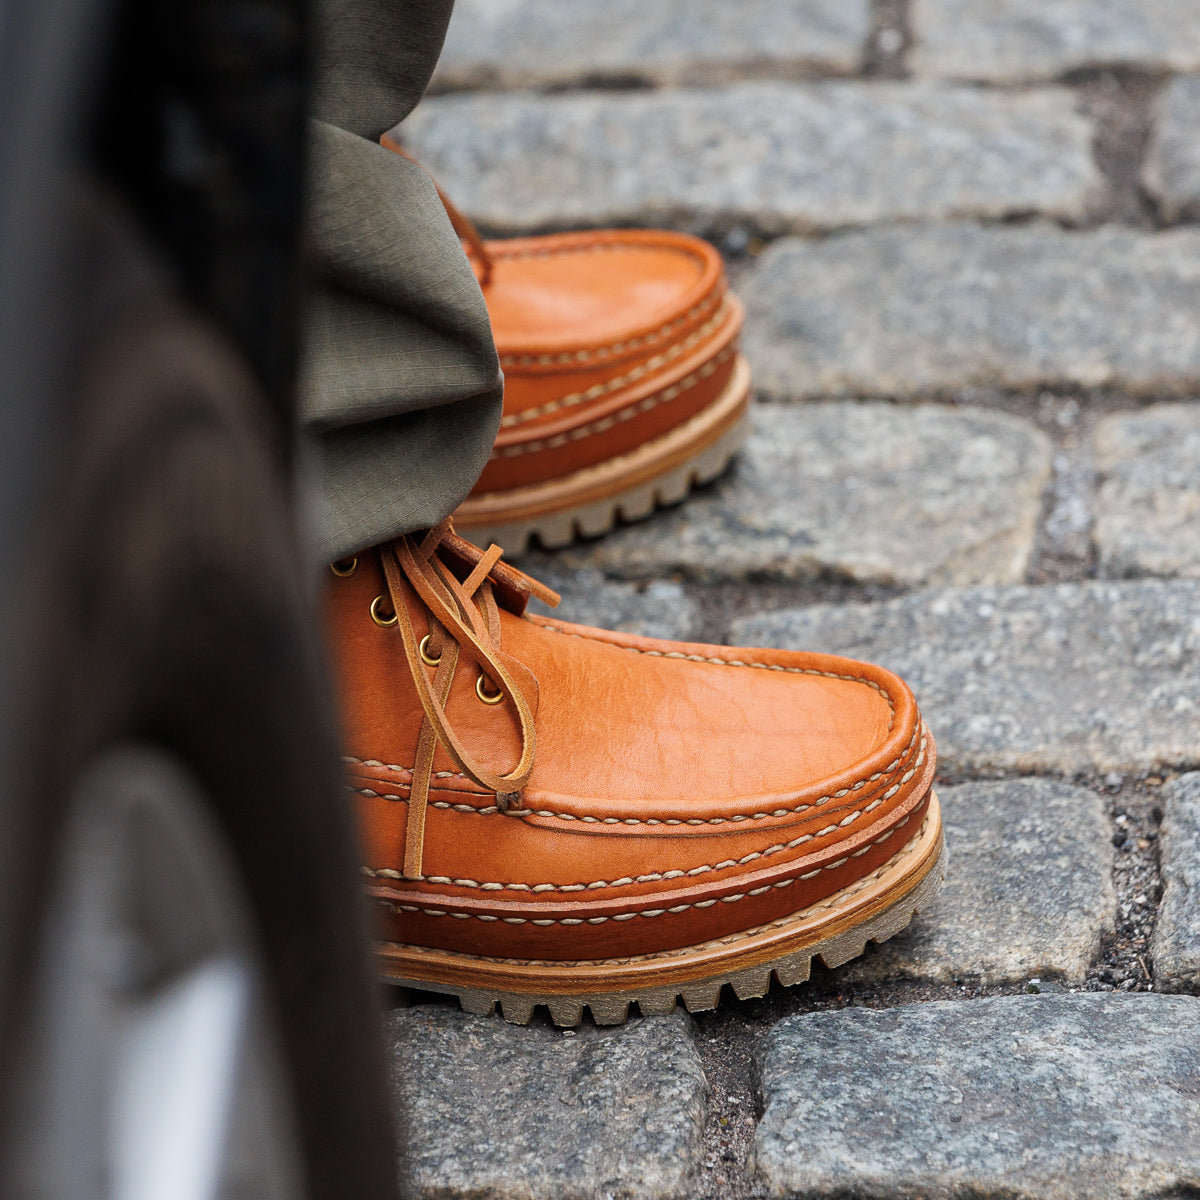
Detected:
[{"left": 303, "top": 0, "right": 500, "bottom": 562}]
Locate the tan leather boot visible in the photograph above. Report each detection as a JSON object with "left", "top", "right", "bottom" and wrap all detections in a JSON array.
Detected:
[
  {"left": 382, "top": 134, "right": 750, "bottom": 554},
  {"left": 326, "top": 524, "right": 944, "bottom": 1026}
]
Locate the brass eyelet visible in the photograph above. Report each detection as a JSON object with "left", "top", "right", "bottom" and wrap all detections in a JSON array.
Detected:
[
  {"left": 330, "top": 556, "right": 358, "bottom": 578},
  {"left": 475, "top": 673, "right": 503, "bottom": 705},
  {"left": 369, "top": 595, "right": 397, "bottom": 627},
  {"left": 419, "top": 634, "right": 442, "bottom": 667}
]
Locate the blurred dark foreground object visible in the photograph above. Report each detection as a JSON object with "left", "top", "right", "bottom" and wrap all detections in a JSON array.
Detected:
[{"left": 0, "top": 2, "right": 399, "bottom": 1197}]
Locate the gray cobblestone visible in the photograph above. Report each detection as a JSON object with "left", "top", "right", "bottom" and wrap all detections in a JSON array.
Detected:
[
  {"left": 431, "top": 0, "right": 869, "bottom": 92},
  {"left": 1145, "top": 75, "right": 1200, "bottom": 222},
  {"left": 732, "top": 581, "right": 1200, "bottom": 777},
  {"left": 525, "top": 569, "right": 701, "bottom": 641},
  {"left": 387, "top": 1006, "right": 707, "bottom": 1200},
  {"left": 1095, "top": 402, "right": 1200, "bottom": 579},
  {"left": 754, "top": 994, "right": 1200, "bottom": 1199},
  {"left": 529, "top": 403, "right": 1050, "bottom": 587},
  {"left": 842, "top": 779, "right": 1114, "bottom": 988},
  {"left": 911, "top": 0, "right": 1200, "bottom": 82},
  {"left": 1152, "top": 772, "right": 1200, "bottom": 992},
  {"left": 743, "top": 223, "right": 1200, "bottom": 400},
  {"left": 401, "top": 83, "right": 1098, "bottom": 236}
]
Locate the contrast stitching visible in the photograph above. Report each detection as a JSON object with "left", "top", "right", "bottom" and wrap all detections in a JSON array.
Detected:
[
  {"left": 498, "top": 274, "right": 720, "bottom": 368},
  {"left": 530, "top": 623, "right": 898, "bottom": 726},
  {"left": 351, "top": 784, "right": 496, "bottom": 813},
  {"left": 493, "top": 344, "right": 736, "bottom": 458},
  {"left": 360, "top": 785, "right": 901, "bottom": 889},
  {"left": 374, "top": 812, "right": 917, "bottom": 925},
  {"left": 500, "top": 299, "right": 731, "bottom": 427},
  {"left": 347, "top": 728, "right": 923, "bottom": 828},
  {"left": 377, "top": 815, "right": 931, "bottom": 965},
  {"left": 491, "top": 241, "right": 704, "bottom": 268},
  {"left": 345, "top": 756, "right": 467, "bottom": 781}
]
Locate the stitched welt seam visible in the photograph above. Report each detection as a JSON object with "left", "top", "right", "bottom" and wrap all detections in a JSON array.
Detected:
[
  {"left": 347, "top": 727, "right": 921, "bottom": 829},
  {"left": 373, "top": 811, "right": 919, "bottom": 925},
  {"left": 492, "top": 344, "right": 736, "bottom": 458},
  {"left": 361, "top": 747, "right": 922, "bottom": 891},
  {"left": 499, "top": 298, "right": 731, "bottom": 426},
  {"left": 377, "top": 815, "right": 930, "bottom": 963}
]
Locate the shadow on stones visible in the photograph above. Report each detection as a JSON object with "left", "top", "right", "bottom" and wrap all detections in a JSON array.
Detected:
[{"left": 1071, "top": 68, "right": 1167, "bottom": 228}]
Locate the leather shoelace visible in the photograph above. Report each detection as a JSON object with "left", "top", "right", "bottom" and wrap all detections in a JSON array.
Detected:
[
  {"left": 378, "top": 521, "right": 558, "bottom": 878},
  {"left": 381, "top": 133, "right": 495, "bottom": 286}
]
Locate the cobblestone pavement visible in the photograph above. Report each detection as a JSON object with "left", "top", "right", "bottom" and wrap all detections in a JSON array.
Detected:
[{"left": 385, "top": 2, "right": 1200, "bottom": 1196}]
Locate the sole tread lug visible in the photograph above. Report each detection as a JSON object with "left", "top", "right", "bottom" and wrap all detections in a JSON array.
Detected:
[
  {"left": 499, "top": 996, "right": 536, "bottom": 1024},
  {"left": 616, "top": 483, "right": 657, "bottom": 522},
  {"left": 636, "top": 991, "right": 680, "bottom": 1018},
  {"left": 546, "top": 997, "right": 585, "bottom": 1027},
  {"left": 772, "top": 954, "right": 812, "bottom": 988},
  {"left": 819, "top": 938, "right": 867, "bottom": 970},
  {"left": 457, "top": 990, "right": 496, "bottom": 1018},
  {"left": 729, "top": 966, "right": 771, "bottom": 1001},
  {"left": 589, "top": 998, "right": 631, "bottom": 1026},
  {"left": 681, "top": 983, "right": 723, "bottom": 1013}
]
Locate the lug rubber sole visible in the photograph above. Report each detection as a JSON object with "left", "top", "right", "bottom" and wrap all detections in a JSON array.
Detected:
[
  {"left": 453, "top": 354, "right": 752, "bottom": 555},
  {"left": 379, "top": 790, "right": 945, "bottom": 1026}
]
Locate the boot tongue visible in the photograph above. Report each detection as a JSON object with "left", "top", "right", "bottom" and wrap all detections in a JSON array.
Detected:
[{"left": 438, "top": 530, "right": 560, "bottom": 616}]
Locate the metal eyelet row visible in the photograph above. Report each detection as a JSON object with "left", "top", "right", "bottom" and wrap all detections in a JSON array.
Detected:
[
  {"left": 369, "top": 606, "right": 503, "bottom": 706},
  {"left": 330, "top": 557, "right": 504, "bottom": 706}
]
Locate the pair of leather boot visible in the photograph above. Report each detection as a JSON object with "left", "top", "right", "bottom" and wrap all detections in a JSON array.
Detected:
[{"left": 324, "top": 155, "right": 944, "bottom": 1026}]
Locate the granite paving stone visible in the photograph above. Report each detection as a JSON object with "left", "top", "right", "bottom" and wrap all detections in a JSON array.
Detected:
[
  {"left": 1095, "top": 402, "right": 1200, "bottom": 579},
  {"left": 387, "top": 1006, "right": 707, "bottom": 1200},
  {"left": 743, "top": 223, "right": 1200, "bottom": 400},
  {"left": 525, "top": 568, "right": 702, "bottom": 641},
  {"left": 841, "top": 779, "right": 1114, "bottom": 987},
  {"left": 431, "top": 0, "right": 870, "bottom": 92},
  {"left": 522, "top": 403, "right": 1050, "bottom": 588},
  {"left": 911, "top": 0, "right": 1200, "bottom": 82},
  {"left": 1145, "top": 75, "right": 1200, "bottom": 223},
  {"left": 401, "top": 83, "right": 1098, "bottom": 236},
  {"left": 1151, "top": 772, "right": 1200, "bottom": 992},
  {"left": 733, "top": 581, "right": 1200, "bottom": 776},
  {"left": 753, "top": 994, "right": 1200, "bottom": 1199}
]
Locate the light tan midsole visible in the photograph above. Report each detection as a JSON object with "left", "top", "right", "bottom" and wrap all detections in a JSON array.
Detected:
[
  {"left": 377, "top": 790, "right": 943, "bottom": 996},
  {"left": 455, "top": 353, "right": 752, "bottom": 527}
]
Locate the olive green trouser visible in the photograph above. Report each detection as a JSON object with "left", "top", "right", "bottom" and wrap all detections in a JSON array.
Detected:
[{"left": 303, "top": 0, "right": 500, "bottom": 562}]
